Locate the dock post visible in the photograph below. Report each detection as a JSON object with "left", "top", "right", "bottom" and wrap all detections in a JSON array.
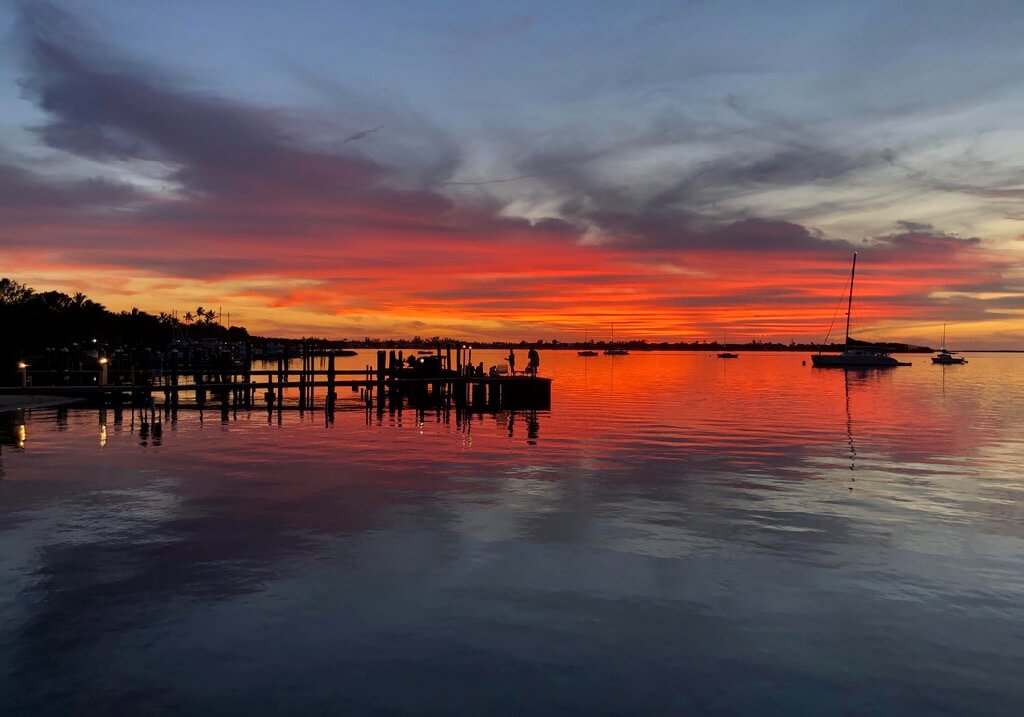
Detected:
[
  {"left": 195, "top": 351, "right": 205, "bottom": 409},
  {"left": 243, "top": 342, "right": 251, "bottom": 408},
  {"left": 220, "top": 350, "right": 230, "bottom": 407},
  {"left": 326, "top": 351, "right": 336, "bottom": 416},
  {"left": 376, "top": 350, "right": 386, "bottom": 395},
  {"left": 309, "top": 342, "right": 316, "bottom": 410},
  {"left": 170, "top": 352, "right": 179, "bottom": 409},
  {"left": 472, "top": 379, "right": 486, "bottom": 409},
  {"left": 277, "top": 355, "right": 284, "bottom": 409},
  {"left": 195, "top": 351, "right": 205, "bottom": 408},
  {"left": 305, "top": 339, "right": 312, "bottom": 409},
  {"left": 299, "top": 339, "right": 306, "bottom": 411}
]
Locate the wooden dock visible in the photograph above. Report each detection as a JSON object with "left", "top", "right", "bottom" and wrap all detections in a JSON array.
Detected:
[{"left": 2, "top": 349, "right": 551, "bottom": 415}]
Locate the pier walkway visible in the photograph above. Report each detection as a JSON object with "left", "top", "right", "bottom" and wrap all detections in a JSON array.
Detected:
[{"left": 2, "top": 349, "right": 551, "bottom": 415}]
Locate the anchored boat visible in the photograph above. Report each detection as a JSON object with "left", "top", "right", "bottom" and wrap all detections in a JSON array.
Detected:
[
  {"left": 811, "top": 253, "right": 909, "bottom": 368},
  {"left": 932, "top": 326, "right": 967, "bottom": 364}
]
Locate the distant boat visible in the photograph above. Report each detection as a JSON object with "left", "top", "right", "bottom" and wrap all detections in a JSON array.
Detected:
[
  {"left": 932, "top": 349, "right": 966, "bottom": 365},
  {"left": 603, "top": 322, "right": 629, "bottom": 355},
  {"left": 578, "top": 328, "right": 599, "bottom": 356},
  {"left": 932, "top": 325, "right": 967, "bottom": 365},
  {"left": 717, "top": 330, "right": 738, "bottom": 358},
  {"left": 336, "top": 349, "right": 358, "bottom": 357},
  {"left": 811, "top": 253, "right": 909, "bottom": 368}
]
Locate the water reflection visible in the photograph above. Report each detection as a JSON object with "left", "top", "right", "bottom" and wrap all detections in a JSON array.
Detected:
[
  {"left": 1, "top": 353, "right": 1022, "bottom": 715},
  {"left": 0, "top": 409, "right": 27, "bottom": 477},
  {"left": 0, "top": 410, "right": 26, "bottom": 449}
]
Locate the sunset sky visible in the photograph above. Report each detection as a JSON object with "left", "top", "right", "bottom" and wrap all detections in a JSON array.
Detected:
[{"left": 2, "top": 0, "right": 1023, "bottom": 347}]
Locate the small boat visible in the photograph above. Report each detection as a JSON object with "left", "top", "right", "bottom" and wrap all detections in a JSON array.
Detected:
[
  {"left": 932, "top": 327, "right": 966, "bottom": 364},
  {"left": 810, "top": 253, "right": 909, "bottom": 368},
  {"left": 336, "top": 349, "right": 358, "bottom": 357},
  {"left": 603, "top": 322, "right": 629, "bottom": 355},
  {"left": 578, "top": 328, "right": 599, "bottom": 356},
  {"left": 932, "top": 349, "right": 966, "bottom": 365},
  {"left": 717, "top": 330, "right": 738, "bottom": 358}
]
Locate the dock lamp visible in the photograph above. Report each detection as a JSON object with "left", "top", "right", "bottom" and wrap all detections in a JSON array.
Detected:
[
  {"left": 98, "top": 356, "right": 109, "bottom": 386},
  {"left": 17, "top": 361, "right": 28, "bottom": 388}
]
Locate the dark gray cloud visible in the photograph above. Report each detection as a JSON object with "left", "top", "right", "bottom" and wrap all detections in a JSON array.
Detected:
[
  {"left": 7, "top": 0, "right": 592, "bottom": 266},
  {"left": 12, "top": 2, "right": 456, "bottom": 223},
  {"left": 509, "top": 108, "right": 901, "bottom": 253},
  {"left": 874, "top": 229, "right": 981, "bottom": 252},
  {"left": 894, "top": 220, "right": 939, "bottom": 235},
  {"left": 585, "top": 214, "right": 847, "bottom": 253},
  {"left": 53, "top": 251, "right": 277, "bottom": 280},
  {"left": 0, "top": 159, "right": 147, "bottom": 212},
  {"left": 419, "top": 272, "right": 642, "bottom": 302}
]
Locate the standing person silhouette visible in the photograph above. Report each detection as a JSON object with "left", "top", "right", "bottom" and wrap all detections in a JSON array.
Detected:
[
  {"left": 507, "top": 349, "right": 516, "bottom": 376},
  {"left": 527, "top": 347, "right": 540, "bottom": 376}
]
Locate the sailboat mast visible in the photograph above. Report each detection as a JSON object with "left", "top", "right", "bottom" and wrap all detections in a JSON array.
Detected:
[{"left": 845, "top": 252, "right": 857, "bottom": 343}]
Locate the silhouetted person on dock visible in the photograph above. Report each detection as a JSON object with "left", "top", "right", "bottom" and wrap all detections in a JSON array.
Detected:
[
  {"left": 527, "top": 348, "right": 540, "bottom": 376},
  {"left": 507, "top": 349, "right": 516, "bottom": 376}
]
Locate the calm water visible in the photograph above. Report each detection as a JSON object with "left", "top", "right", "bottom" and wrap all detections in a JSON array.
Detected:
[{"left": 2, "top": 351, "right": 1022, "bottom": 715}]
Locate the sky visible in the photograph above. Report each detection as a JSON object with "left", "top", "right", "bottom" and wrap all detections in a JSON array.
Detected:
[{"left": 1, "top": 0, "right": 1023, "bottom": 347}]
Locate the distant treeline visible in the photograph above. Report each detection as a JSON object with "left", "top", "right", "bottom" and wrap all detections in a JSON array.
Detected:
[
  {"left": 0, "top": 278, "right": 248, "bottom": 371},
  {"left": 273, "top": 336, "right": 934, "bottom": 353}
]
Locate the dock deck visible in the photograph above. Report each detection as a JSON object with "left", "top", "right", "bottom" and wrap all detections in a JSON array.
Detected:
[{"left": 2, "top": 349, "right": 552, "bottom": 414}]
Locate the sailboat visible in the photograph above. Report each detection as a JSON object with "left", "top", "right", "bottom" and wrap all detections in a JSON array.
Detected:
[
  {"left": 932, "top": 325, "right": 967, "bottom": 365},
  {"left": 603, "top": 323, "right": 629, "bottom": 355},
  {"left": 578, "top": 327, "right": 599, "bottom": 357},
  {"left": 717, "top": 330, "right": 739, "bottom": 359},
  {"left": 811, "top": 253, "right": 910, "bottom": 368}
]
